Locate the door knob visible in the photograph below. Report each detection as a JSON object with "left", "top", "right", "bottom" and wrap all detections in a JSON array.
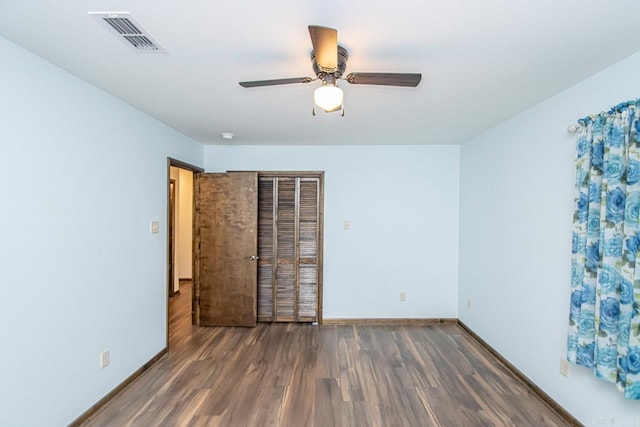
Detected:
[{"left": 247, "top": 255, "right": 259, "bottom": 261}]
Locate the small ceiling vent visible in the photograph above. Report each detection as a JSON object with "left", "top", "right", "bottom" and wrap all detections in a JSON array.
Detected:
[{"left": 89, "top": 11, "right": 166, "bottom": 53}]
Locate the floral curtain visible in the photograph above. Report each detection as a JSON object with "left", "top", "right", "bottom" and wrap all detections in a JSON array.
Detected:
[{"left": 567, "top": 99, "right": 640, "bottom": 399}]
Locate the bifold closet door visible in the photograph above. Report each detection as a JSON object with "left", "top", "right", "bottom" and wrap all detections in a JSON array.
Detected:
[{"left": 258, "top": 176, "right": 320, "bottom": 322}]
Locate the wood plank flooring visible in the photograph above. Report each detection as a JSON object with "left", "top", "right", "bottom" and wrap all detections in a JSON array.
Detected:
[{"left": 82, "top": 282, "right": 572, "bottom": 426}]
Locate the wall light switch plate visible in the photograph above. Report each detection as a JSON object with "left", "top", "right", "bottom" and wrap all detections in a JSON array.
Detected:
[
  {"left": 559, "top": 358, "right": 569, "bottom": 377},
  {"left": 343, "top": 220, "right": 350, "bottom": 230},
  {"left": 100, "top": 349, "right": 110, "bottom": 369},
  {"left": 400, "top": 291, "right": 406, "bottom": 301},
  {"left": 150, "top": 220, "right": 160, "bottom": 234}
]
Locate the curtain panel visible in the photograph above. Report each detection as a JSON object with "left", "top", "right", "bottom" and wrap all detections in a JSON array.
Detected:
[{"left": 568, "top": 99, "right": 640, "bottom": 399}]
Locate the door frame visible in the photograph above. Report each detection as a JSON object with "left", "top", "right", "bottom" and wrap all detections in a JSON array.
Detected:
[{"left": 166, "top": 158, "right": 203, "bottom": 350}]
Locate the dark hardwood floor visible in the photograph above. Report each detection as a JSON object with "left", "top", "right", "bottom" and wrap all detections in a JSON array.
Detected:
[{"left": 82, "top": 282, "right": 571, "bottom": 426}]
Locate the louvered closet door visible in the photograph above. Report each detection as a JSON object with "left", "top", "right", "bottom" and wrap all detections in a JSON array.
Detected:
[
  {"left": 297, "top": 178, "right": 319, "bottom": 320},
  {"left": 258, "top": 175, "right": 320, "bottom": 322}
]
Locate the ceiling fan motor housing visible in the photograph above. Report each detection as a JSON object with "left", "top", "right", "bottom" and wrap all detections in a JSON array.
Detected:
[{"left": 311, "top": 45, "right": 348, "bottom": 78}]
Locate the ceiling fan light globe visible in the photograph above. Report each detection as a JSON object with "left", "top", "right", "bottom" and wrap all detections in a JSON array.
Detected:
[{"left": 314, "top": 85, "right": 343, "bottom": 111}]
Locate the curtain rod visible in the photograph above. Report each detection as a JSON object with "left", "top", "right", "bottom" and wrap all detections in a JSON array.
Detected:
[{"left": 567, "top": 99, "right": 639, "bottom": 134}]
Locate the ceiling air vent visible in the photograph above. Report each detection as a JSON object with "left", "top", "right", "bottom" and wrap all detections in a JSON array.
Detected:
[{"left": 89, "top": 11, "right": 166, "bottom": 53}]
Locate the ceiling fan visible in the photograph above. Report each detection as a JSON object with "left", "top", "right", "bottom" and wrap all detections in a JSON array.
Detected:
[{"left": 239, "top": 25, "right": 422, "bottom": 116}]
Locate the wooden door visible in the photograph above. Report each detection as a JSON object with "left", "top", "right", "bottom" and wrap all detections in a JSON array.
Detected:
[
  {"left": 258, "top": 174, "right": 323, "bottom": 322},
  {"left": 193, "top": 172, "right": 258, "bottom": 326}
]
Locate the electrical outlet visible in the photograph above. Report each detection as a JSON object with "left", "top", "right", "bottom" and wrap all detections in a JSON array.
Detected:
[
  {"left": 467, "top": 298, "right": 472, "bottom": 310},
  {"left": 150, "top": 220, "right": 160, "bottom": 234},
  {"left": 100, "top": 349, "right": 110, "bottom": 369},
  {"left": 343, "top": 220, "right": 350, "bottom": 230},
  {"left": 559, "top": 358, "right": 569, "bottom": 377},
  {"left": 400, "top": 291, "right": 406, "bottom": 301}
]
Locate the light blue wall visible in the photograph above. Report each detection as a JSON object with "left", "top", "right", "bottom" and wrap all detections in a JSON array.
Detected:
[
  {"left": 205, "top": 145, "right": 461, "bottom": 319},
  {"left": 459, "top": 50, "right": 640, "bottom": 425},
  {"left": 0, "top": 36, "right": 203, "bottom": 426},
  {"left": 3, "top": 23, "right": 640, "bottom": 426}
]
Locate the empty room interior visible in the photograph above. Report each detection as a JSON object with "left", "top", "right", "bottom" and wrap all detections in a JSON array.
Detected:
[{"left": 2, "top": 1, "right": 640, "bottom": 426}]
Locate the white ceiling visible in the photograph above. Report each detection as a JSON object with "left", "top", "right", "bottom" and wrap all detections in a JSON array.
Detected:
[{"left": 2, "top": 1, "right": 640, "bottom": 146}]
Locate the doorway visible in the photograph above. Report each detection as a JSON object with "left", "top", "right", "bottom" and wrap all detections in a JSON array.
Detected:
[
  {"left": 168, "top": 179, "right": 176, "bottom": 297},
  {"left": 166, "top": 158, "right": 203, "bottom": 348},
  {"left": 169, "top": 166, "right": 194, "bottom": 296}
]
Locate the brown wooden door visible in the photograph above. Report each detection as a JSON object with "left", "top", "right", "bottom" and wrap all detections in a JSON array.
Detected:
[{"left": 193, "top": 172, "right": 258, "bottom": 326}]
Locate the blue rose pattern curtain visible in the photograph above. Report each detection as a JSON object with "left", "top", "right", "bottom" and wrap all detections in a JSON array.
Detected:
[{"left": 568, "top": 99, "right": 640, "bottom": 399}]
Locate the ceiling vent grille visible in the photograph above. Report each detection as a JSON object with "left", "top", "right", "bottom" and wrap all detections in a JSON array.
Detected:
[{"left": 89, "top": 12, "right": 166, "bottom": 53}]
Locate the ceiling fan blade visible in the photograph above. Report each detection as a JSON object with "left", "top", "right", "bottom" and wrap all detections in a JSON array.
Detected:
[
  {"left": 239, "top": 77, "right": 313, "bottom": 88},
  {"left": 345, "top": 72, "right": 422, "bottom": 87},
  {"left": 308, "top": 25, "right": 338, "bottom": 71}
]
